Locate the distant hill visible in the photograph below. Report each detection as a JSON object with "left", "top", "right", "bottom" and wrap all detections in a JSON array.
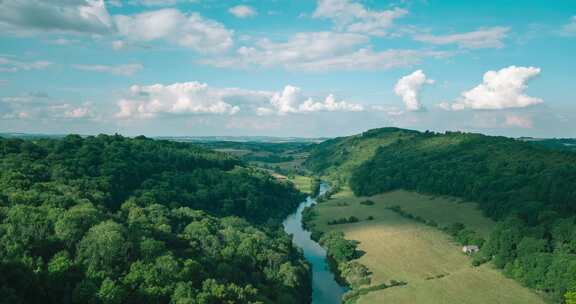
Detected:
[
  {"left": 519, "top": 137, "right": 576, "bottom": 152},
  {"left": 156, "top": 135, "right": 327, "bottom": 144},
  {"left": 303, "top": 127, "right": 420, "bottom": 184}
]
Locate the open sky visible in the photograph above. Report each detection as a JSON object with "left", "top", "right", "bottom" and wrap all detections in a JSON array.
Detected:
[{"left": 1, "top": 0, "right": 575, "bottom": 137}]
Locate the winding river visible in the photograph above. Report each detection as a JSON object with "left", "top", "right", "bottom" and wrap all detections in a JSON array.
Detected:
[{"left": 283, "top": 183, "right": 348, "bottom": 304}]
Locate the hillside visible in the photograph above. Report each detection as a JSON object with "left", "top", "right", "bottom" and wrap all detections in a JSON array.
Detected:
[
  {"left": 306, "top": 127, "right": 576, "bottom": 302},
  {"left": 0, "top": 135, "right": 310, "bottom": 304},
  {"left": 304, "top": 128, "right": 420, "bottom": 184}
]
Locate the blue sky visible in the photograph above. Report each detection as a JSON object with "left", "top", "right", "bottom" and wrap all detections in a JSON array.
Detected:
[{"left": 0, "top": 0, "right": 575, "bottom": 137}]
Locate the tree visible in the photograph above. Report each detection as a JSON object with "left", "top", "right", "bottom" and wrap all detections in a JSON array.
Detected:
[{"left": 76, "top": 221, "right": 129, "bottom": 278}]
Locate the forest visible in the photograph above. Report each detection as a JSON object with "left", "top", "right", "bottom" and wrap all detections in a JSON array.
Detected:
[
  {"left": 307, "top": 128, "right": 576, "bottom": 302},
  {"left": 0, "top": 134, "right": 310, "bottom": 304}
]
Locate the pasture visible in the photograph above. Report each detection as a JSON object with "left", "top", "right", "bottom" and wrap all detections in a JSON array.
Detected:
[{"left": 310, "top": 190, "right": 545, "bottom": 304}]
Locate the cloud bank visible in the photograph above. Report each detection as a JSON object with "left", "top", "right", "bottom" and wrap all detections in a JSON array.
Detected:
[{"left": 117, "top": 82, "right": 364, "bottom": 118}]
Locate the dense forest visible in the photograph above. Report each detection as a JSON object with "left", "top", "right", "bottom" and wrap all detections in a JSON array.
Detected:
[
  {"left": 0, "top": 134, "right": 310, "bottom": 304},
  {"left": 307, "top": 128, "right": 576, "bottom": 302}
]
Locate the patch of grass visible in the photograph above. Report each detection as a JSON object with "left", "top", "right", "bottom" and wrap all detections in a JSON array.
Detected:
[
  {"left": 288, "top": 175, "right": 313, "bottom": 194},
  {"left": 310, "top": 190, "right": 545, "bottom": 304}
]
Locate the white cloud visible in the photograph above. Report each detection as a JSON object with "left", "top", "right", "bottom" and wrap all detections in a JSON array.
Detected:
[
  {"left": 503, "top": 114, "right": 533, "bottom": 128},
  {"left": 559, "top": 16, "right": 576, "bottom": 37},
  {"left": 257, "top": 85, "right": 363, "bottom": 115},
  {"left": 313, "top": 0, "right": 407, "bottom": 37},
  {"left": 440, "top": 66, "right": 543, "bottom": 111},
  {"left": 116, "top": 82, "right": 244, "bottom": 119},
  {"left": 114, "top": 8, "right": 233, "bottom": 53},
  {"left": 112, "top": 40, "right": 125, "bottom": 50},
  {"left": 46, "top": 38, "right": 78, "bottom": 45},
  {"left": 72, "top": 63, "right": 143, "bottom": 76},
  {"left": 0, "top": 56, "right": 52, "bottom": 72},
  {"left": 394, "top": 70, "right": 434, "bottom": 111},
  {"left": 201, "top": 31, "right": 448, "bottom": 71},
  {"left": 117, "top": 82, "right": 364, "bottom": 118},
  {"left": 414, "top": 27, "right": 509, "bottom": 49},
  {"left": 124, "top": 0, "right": 198, "bottom": 6},
  {"left": 0, "top": 0, "right": 113, "bottom": 35},
  {"left": 0, "top": 94, "right": 94, "bottom": 120},
  {"left": 229, "top": 5, "right": 257, "bottom": 19}
]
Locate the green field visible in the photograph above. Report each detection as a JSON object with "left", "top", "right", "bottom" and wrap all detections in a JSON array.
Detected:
[
  {"left": 310, "top": 190, "right": 545, "bottom": 304},
  {"left": 288, "top": 175, "right": 313, "bottom": 194}
]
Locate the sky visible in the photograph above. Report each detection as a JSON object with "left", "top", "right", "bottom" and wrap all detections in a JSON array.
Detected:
[{"left": 0, "top": 0, "right": 575, "bottom": 138}]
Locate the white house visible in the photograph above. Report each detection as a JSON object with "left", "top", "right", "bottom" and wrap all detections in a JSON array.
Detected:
[{"left": 462, "top": 245, "right": 480, "bottom": 255}]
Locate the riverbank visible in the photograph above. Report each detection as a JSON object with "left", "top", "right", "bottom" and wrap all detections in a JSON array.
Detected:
[
  {"left": 304, "top": 188, "right": 545, "bottom": 304},
  {"left": 283, "top": 183, "right": 348, "bottom": 303}
]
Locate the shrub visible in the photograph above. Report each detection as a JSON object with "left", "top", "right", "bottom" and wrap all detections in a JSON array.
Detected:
[{"left": 359, "top": 200, "right": 375, "bottom": 206}]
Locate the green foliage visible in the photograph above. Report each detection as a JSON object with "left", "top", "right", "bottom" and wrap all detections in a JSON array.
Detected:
[
  {"left": 307, "top": 127, "right": 576, "bottom": 301},
  {"left": 342, "top": 281, "right": 407, "bottom": 304},
  {"left": 339, "top": 261, "right": 371, "bottom": 289},
  {"left": 0, "top": 135, "right": 310, "bottom": 303},
  {"left": 359, "top": 200, "right": 374, "bottom": 206},
  {"left": 327, "top": 216, "right": 360, "bottom": 225},
  {"left": 566, "top": 291, "right": 576, "bottom": 304},
  {"left": 304, "top": 127, "right": 419, "bottom": 184},
  {"left": 349, "top": 131, "right": 576, "bottom": 220},
  {"left": 319, "top": 231, "right": 361, "bottom": 264}
]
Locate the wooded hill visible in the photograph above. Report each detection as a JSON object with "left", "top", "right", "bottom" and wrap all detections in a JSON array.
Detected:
[
  {"left": 305, "top": 127, "right": 576, "bottom": 302},
  {"left": 0, "top": 134, "right": 310, "bottom": 304}
]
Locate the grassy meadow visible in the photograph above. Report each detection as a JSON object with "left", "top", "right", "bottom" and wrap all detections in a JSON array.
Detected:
[
  {"left": 288, "top": 175, "right": 313, "bottom": 194},
  {"left": 310, "top": 189, "right": 545, "bottom": 304}
]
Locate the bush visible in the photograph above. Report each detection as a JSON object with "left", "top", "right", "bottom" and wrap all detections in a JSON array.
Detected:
[{"left": 359, "top": 200, "right": 374, "bottom": 206}]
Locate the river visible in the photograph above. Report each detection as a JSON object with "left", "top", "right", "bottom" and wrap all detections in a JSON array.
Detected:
[{"left": 283, "top": 183, "right": 348, "bottom": 304}]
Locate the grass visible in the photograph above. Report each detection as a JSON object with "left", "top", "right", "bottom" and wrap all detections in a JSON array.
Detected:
[
  {"left": 310, "top": 189, "right": 545, "bottom": 304},
  {"left": 288, "top": 175, "right": 313, "bottom": 194}
]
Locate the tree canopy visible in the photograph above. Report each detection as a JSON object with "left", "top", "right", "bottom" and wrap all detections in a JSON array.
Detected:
[{"left": 0, "top": 134, "right": 310, "bottom": 304}]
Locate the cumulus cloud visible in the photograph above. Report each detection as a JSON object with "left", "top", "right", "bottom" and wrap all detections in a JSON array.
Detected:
[
  {"left": 394, "top": 70, "right": 434, "bottom": 111},
  {"left": 116, "top": 82, "right": 244, "bottom": 119},
  {"left": 201, "top": 31, "right": 448, "bottom": 71},
  {"left": 72, "top": 63, "right": 143, "bottom": 76},
  {"left": 114, "top": 9, "right": 233, "bottom": 53},
  {"left": 256, "top": 85, "right": 363, "bottom": 115},
  {"left": 116, "top": 82, "right": 364, "bottom": 118},
  {"left": 414, "top": 27, "right": 509, "bottom": 49},
  {"left": 0, "top": 0, "right": 113, "bottom": 35},
  {"left": 440, "top": 66, "right": 543, "bottom": 111},
  {"left": 229, "top": 5, "right": 257, "bottom": 18},
  {"left": 313, "top": 0, "right": 407, "bottom": 37},
  {"left": 0, "top": 56, "right": 52, "bottom": 72}
]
